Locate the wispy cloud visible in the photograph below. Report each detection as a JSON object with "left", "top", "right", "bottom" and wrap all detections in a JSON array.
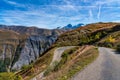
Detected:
[
  {"left": 0, "top": 9, "right": 58, "bottom": 28},
  {"left": 4, "top": 0, "right": 17, "bottom": 5},
  {"left": 58, "top": 5, "right": 77, "bottom": 11},
  {"left": 1, "top": 0, "right": 120, "bottom": 28},
  {"left": 94, "top": 0, "right": 120, "bottom": 6},
  {"left": 97, "top": 5, "right": 101, "bottom": 20},
  {"left": 89, "top": 9, "right": 93, "bottom": 19},
  {"left": 3, "top": 0, "right": 25, "bottom": 7}
]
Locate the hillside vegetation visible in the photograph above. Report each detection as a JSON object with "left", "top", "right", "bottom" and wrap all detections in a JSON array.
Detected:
[{"left": 53, "top": 22, "right": 120, "bottom": 49}]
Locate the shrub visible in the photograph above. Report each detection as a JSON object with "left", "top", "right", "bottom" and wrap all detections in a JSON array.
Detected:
[
  {"left": 44, "top": 66, "right": 53, "bottom": 76},
  {"left": 21, "top": 64, "right": 33, "bottom": 70},
  {"left": 105, "top": 35, "right": 115, "bottom": 43},
  {"left": 54, "top": 47, "right": 79, "bottom": 71},
  {"left": 117, "top": 45, "right": 120, "bottom": 52}
]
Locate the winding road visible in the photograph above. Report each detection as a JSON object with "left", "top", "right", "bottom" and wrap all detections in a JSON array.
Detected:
[
  {"left": 50, "top": 46, "right": 75, "bottom": 66},
  {"left": 31, "top": 46, "right": 74, "bottom": 80},
  {"left": 71, "top": 47, "right": 120, "bottom": 80}
]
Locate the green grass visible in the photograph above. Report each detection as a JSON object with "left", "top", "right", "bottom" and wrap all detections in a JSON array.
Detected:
[
  {"left": 21, "top": 64, "right": 33, "bottom": 71},
  {"left": 0, "top": 72, "right": 22, "bottom": 80}
]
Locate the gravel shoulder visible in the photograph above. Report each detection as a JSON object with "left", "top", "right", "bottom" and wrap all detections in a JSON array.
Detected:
[{"left": 71, "top": 47, "right": 120, "bottom": 80}]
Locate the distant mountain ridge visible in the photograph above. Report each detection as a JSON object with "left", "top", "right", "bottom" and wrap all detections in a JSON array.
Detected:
[
  {"left": 0, "top": 25, "right": 64, "bottom": 36},
  {"left": 61, "top": 23, "right": 84, "bottom": 30}
]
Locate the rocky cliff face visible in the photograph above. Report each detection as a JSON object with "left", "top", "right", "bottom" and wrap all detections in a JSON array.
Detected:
[
  {"left": 0, "top": 25, "right": 64, "bottom": 72},
  {"left": 12, "top": 35, "right": 57, "bottom": 70}
]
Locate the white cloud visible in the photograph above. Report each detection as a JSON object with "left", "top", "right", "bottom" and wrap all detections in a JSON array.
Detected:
[
  {"left": 57, "top": 5, "right": 78, "bottom": 11},
  {"left": 97, "top": 5, "right": 101, "bottom": 20},
  {"left": 89, "top": 9, "right": 93, "bottom": 19},
  {"left": 94, "top": 0, "right": 120, "bottom": 6},
  {"left": 0, "top": 9, "right": 58, "bottom": 28},
  {"left": 63, "top": 0, "right": 71, "bottom": 5},
  {"left": 5, "top": 0, "right": 17, "bottom": 5},
  {"left": 112, "top": 20, "right": 120, "bottom": 23},
  {"left": 3, "top": 0, "right": 25, "bottom": 7}
]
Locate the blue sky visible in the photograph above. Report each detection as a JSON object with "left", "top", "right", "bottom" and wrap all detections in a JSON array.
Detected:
[{"left": 0, "top": 0, "right": 120, "bottom": 29}]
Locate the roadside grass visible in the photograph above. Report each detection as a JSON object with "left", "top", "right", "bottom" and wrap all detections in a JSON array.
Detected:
[
  {"left": 44, "top": 46, "right": 99, "bottom": 80},
  {"left": 44, "top": 46, "right": 79, "bottom": 76},
  {"left": 63, "top": 47, "right": 98, "bottom": 80},
  {"left": 53, "top": 46, "right": 79, "bottom": 71},
  {"left": 18, "top": 47, "right": 56, "bottom": 80}
]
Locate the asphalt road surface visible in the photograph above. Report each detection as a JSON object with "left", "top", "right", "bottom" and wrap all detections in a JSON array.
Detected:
[{"left": 71, "top": 47, "right": 120, "bottom": 80}]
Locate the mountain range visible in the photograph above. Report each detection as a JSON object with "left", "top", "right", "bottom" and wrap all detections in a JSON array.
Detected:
[
  {"left": 0, "top": 23, "right": 83, "bottom": 72},
  {"left": 0, "top": 22, "right": 120, "bottom": 80},
  {"left": 62, "top": 23, "right": 84, "bottom": 30},
  {"left": 57, "top": 23, "right": 84, "bottom": 30}
]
